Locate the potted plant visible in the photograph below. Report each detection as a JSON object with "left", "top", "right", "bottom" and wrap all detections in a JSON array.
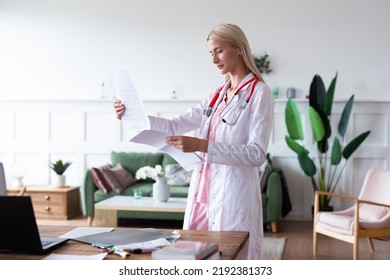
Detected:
[
  {"left": 284, "top": 73, "right": 371, "bottom": 210},
  {"left": 253, "top": 52, "right": 272, "bottom": 74},
  {"left": 49, "top": 159, "right": 72, "bottom": 187}
]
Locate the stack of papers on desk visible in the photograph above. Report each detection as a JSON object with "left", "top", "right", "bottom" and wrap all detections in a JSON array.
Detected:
[
  {"left": 59, "top": 227, "right": 114, "bottom": 239},
  {"left": 72, "top": 228, "right": 176, "bottom": 247},
  {"left": 152, "top": 240, "right": 219, "bottom": 260}
]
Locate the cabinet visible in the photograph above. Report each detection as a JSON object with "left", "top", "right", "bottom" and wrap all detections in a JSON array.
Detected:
[{"left": 9, "top": 186, "right": 81, "bottom": 220}]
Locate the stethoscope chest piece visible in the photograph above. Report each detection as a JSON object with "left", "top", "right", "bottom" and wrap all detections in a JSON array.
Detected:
[{"left": 204, "top": 108, "right": 213, "bottom": 117}]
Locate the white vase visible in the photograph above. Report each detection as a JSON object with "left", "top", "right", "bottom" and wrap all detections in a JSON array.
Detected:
[{"left": 153, "top": 176, "right": 170, "bottom": 202}]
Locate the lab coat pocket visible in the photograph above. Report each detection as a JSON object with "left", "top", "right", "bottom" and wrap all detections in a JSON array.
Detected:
[{"left": 225, "top": 177, "right": 253, "bottom": 215}]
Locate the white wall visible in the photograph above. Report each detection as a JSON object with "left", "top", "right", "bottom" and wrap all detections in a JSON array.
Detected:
[{"left": 1, "top": 0, "right": 389, "bottom": 101}]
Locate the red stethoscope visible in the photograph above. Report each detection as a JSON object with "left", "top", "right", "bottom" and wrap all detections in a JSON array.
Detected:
[{"left": 203, "top": 77, "right": 259, "bottom": 119}]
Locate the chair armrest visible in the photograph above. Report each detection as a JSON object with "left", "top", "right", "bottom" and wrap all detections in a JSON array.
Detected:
[
  {"left": 316, "top": 191, "right": 357, "bottom": 201},
  {"left": 80, "top": 169, "right": 98, "bottom": 217},
  {"left": 357, "top": 199, "right": 390, "bottom": 208},
  {"left": 315, "top": 191, "right": 390, "bottom": 209},
  {"left": 314, "top": 191, "right": 358, "bottom": 222}
]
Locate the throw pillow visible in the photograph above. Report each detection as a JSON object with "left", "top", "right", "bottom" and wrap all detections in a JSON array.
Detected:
[
  {"left": 165, "top": 164, "right": 193, "bottom": 186},
  {"left": 91, "top": 164, "right": 135, "bottom": 194},
  {"left": 90, "top": 165, "right": 111, "bottom": 193},
  {"left": 105, "top": 163, "right": 135, "bottom": 193}
]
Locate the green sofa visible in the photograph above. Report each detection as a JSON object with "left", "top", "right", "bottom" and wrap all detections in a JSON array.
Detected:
[{"left": 81, "top": 151, "right": 189, "bottom": 226}]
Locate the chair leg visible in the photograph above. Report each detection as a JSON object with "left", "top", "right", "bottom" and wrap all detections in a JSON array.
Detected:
[
  {"left": 367, "top": 238, "right": 375, "bottom": 252},
  {"left": 353, "top": 238, "right": 359, "bottom": 260},
  {"left": 313, "top": 191, "right": 319, "bottom": 257},
  {"left": 270, "top": 222, "right": 278, "bottom": 233}
]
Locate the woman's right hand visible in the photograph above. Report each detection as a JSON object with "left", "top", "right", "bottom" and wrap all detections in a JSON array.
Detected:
[{"left": 113, "top": 99, "right": 125, "bottom": 120}]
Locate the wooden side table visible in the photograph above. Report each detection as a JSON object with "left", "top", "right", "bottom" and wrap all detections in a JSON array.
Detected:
[{"left": 8, "top": 186, "right": 81, "bottom": 220}]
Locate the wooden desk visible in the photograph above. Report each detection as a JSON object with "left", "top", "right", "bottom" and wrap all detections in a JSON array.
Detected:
[{"left": 0, "top": 225, "right": 249, "bottom": 260}]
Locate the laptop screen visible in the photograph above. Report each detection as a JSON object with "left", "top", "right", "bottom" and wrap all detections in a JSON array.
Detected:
[{"left": 0, "top": 196, "right": 49, "bottom": 254}]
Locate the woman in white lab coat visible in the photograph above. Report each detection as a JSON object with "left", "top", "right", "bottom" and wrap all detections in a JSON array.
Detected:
[{"left": 114, "top": 23, "right": 274, "bottom": 259}]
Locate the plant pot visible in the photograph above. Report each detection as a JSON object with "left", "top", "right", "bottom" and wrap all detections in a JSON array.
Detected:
[
  {"left": 53, "top": 174, "right": 66, "bottom": 188},
  {"left": 153, "top": 177, "right": 170, "bottom": 202}
]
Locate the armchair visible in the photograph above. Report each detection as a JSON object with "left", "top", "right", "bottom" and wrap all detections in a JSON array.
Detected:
[
  {"left": 261, "top": 154, "right": 292, "bottom": 233},
  {"left": 313, "top": 168, "right": 390, "bottom": 259}
]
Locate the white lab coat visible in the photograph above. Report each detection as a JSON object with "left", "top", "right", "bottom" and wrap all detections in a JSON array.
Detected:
[{"left": 148, "top": 73, "right": 274, "bottom": 259}]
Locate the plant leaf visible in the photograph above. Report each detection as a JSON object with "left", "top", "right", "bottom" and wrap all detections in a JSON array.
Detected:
[
  {"left": 308, "top": 106, "right": 325, "bottom": 142},
  {"left": 309, "top": 75, "right": 326, "bottom": 109},
  {"left": 298, "top": 153, "right": 317, "bottom": 176},
  {"left": 342, "top": 131, "right": 371, "bottom": 159},
  {"left": 285, "top": 99, "right": 304, "bottom": 140},
  {"left": 324, "top": 72, "right": 337, "bottom": 116},
  {"left": 331, "top": 137, "right": 342, "bottom": 165},
  {"left": 338, "top": 95, "right": 354, "bottom": 138},
  {"left": 49, "top": 160, "right": 72, "bottom": 175},
  {"left": 314, "top": 106, "right": 331, "bottom": 153},
  {"left": 285, "top": 135, "right": 309, "bottom": 154}
]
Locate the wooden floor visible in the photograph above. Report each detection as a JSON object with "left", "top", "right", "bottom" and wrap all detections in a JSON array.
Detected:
[
  {"left": 36, "top": 217, "right": 390, "bottom": 260},
  {"left": 264, "top": 220, "right": 390, "bottom": 260}
]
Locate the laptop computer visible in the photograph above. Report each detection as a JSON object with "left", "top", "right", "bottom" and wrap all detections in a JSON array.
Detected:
[{"left": 0, "top": 196, "right": 69, "bottom": 254}]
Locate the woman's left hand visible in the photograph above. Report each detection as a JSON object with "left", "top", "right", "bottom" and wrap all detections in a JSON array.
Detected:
[{"left": 166, "top": 136, "right": 208, "bottom": 153}]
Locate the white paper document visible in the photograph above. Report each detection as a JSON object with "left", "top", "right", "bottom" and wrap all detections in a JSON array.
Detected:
[
  {"left": 110, "top": 69, "right": 150, "bottom": 130},
  {"left": 59, "top": 227, "right": 114, "bottom": 239},
  {"left": 114, "top": 237, "right": 171, "bottom": 251},
  {"left": 44, "top": 253, "right": 108, "bottom": 260},
  {"left": 130, "top": 130, "right": 204, "bottom": 171}
]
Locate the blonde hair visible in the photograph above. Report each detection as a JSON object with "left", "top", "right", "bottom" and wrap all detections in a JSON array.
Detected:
[{"left": 207, "top": 23, "right": 264, "bottom": 82}]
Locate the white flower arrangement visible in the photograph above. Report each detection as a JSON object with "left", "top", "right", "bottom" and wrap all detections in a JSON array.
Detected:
[{"left": 135, "top": 165, "right": 164, "bottom": 181}]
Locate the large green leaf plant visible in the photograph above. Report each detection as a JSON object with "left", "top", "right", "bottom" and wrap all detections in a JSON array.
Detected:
[{"left": 285, "top": 73, "right": 371, "bottom": 208}]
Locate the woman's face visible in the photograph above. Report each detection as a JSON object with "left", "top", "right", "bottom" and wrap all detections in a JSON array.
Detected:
[{"left": 208, "top": 39, "right": 242, "bottom": 75}]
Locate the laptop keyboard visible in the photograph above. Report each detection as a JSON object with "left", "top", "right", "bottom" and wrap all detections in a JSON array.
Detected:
[{"left": 41, "top": 240, "right": 53, "bottom": 247}]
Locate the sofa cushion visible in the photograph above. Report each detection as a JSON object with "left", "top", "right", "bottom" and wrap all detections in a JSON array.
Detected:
[
  {"left": 169, "top": 186, "right": 189, "bottom": 198},
  {"left": 94, "top": 182, "right": 154, "bottom": 203},
  {"left": 107, "top": 163, "right": 135, "bottom": 193},
  {"left": 91, "top": 164, "right": 135, "bottom": 194},
  {"left": 111, "top": 152, "right": 164, "bottom": 183},
  {"left": 165, "top": 164, "right": 192, "bottom": 186},
  {"left": 90, "top": 166, "right": 111, "bottom": 193}
]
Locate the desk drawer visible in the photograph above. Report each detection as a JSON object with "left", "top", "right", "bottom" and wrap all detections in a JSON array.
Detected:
[
  {"left": 32, "top": 204, "right": 66, "bottom": 218},
  {"left": 29, "top": 192, "right": 65, "bottom": 205}
]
